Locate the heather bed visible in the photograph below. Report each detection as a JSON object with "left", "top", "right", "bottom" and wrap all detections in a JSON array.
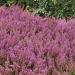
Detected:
[{"left": 0, "top": 6, "right": 75, "bottom": 75}]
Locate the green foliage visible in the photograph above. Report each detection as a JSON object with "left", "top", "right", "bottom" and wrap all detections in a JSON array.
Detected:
[
  {"left": 0, "top": 0, "right": 7, "bottom": 5},
  {"left": 0, "top": 0, "right": 75, "bottom": 19},
  {"left": 70, "top": 69, "right": 75, "bottom": 75},
  {"left": 7, "top": 0, "right": 15, "bottom": 6},
  {"left": 0, "top": 0, "right": 15, "bottom": 6}
]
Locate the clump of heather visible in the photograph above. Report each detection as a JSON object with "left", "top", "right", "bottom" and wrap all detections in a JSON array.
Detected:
[{"left": 0, "top": 5, "right": 75, "bottom": 75}]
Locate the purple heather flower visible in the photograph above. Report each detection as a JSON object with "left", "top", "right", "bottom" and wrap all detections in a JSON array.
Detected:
[{"left": 0, "top": 5, "right": 75, "bottom": 75}]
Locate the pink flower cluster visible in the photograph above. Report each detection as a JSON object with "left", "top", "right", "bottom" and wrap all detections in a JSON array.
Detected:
[{"left": 0, "top": 5, "right": 75, "bottom": 75}]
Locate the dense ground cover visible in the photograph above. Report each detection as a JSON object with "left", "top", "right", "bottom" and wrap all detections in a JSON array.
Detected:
[{"left": 0, "top": 5, "right": 75, "bottom": 75}]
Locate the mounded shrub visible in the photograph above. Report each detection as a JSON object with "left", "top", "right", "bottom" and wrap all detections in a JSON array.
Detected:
[{"left": 0, "top": 5, "right": 75, "bottom": 75}]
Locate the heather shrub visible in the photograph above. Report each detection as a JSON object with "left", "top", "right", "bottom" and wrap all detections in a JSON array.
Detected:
[{"left": 0, "top": 5, "right": 75, "bottom": 75}]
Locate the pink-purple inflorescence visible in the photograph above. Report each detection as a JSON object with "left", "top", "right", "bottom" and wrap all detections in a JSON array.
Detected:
[{"left": 0, "top": 5, "right": 75, "bottom": 75}]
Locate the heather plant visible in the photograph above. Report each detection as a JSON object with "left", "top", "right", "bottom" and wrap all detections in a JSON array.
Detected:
[{"left": 0, "top": 5, "right": 75, "bottom": 75}]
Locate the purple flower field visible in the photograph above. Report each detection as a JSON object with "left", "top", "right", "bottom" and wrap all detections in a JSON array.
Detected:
[{"left": 0, "top": 5, "right": 75, "bottom": 75}]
